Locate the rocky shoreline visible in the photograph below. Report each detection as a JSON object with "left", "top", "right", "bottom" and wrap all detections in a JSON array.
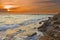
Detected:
[{"left": 38, "top": 14, "right": 60, "bottom": 40}]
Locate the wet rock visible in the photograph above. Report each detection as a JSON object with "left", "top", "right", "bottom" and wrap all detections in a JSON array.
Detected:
[
  {"left": 38, "top": 14, "right": 60, "bottom": 40},
  {"left": 28, "top": 32, "right": 37, "bottom": 37}
]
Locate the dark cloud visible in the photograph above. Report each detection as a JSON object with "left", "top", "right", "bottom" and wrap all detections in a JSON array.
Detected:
[
  {"left": 52, "top": 0, "right": 60, "bottom": 4},
  {"left": 0, "top": 9, "right": 7, "bottom": 12},
  {"left": 34, "top": 0, "right": 60, "bottom": 4}
]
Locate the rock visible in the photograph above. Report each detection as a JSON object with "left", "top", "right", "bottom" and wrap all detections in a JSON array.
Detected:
[{"left": 38, "top": 14, "right": 60, "bottom": 40}]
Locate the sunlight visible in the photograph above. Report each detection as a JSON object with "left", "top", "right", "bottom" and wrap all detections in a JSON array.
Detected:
[
  {"left": 2, "top": 5, "right": 20, "bottom": 11},
  {"left": 4, "top": 5, "right": 13, "bottom": 9},
  {"left": 3, "top": 5, "right": 14, "bottom": 11}
]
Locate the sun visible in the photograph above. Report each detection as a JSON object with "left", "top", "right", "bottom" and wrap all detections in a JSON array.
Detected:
[
  {"left": 4, "top": 5, "right": 13, "bottom": 9},
  {"left": 3, "top": 5, "right": 20, "bottom": 11},
  {"left": 3, "top": 5, "right": 14, "bottom": 11}
]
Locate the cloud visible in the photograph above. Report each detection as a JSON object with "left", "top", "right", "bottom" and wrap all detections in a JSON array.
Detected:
[
  {"left": 34, "top": 0, "right": 60, "bottom": 3},
  {"left": 31, "top": 0, "right": 60, "bottom": 11},
  {"left": 0, "top": 0, "right": 60, "bottom": 13},
  {"left": 1, "top": 0, "right": 60, "bottom": 7}
]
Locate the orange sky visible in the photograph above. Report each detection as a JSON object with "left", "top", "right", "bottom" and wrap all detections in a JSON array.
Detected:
[{"left": 0, "top": 0, "right": 60, "bottom": 14}]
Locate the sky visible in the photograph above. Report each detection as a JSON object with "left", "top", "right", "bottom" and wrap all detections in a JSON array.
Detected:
[{"left": 0, "top": 0, "right": 60, "bottom": 14}]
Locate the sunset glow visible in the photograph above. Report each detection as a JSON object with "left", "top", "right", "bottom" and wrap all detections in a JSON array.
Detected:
[
  {"left": 3, "top": 5, "right": 12, "bottom": 11},
  {"left": 4, "top": 5, "right": 13, "bottom": 9},
  {"left": 1, "top": 5, "right": 20, "bottom": 11},
  {"left": 0, "top": 0, "right": 60, "bottom": 14}
]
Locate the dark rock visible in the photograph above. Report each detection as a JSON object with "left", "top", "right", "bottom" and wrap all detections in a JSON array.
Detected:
[{"left": 38, "top": 14, "right": 60, "bottom": 40}]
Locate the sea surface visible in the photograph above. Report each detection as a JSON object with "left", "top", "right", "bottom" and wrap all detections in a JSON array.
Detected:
[{"left": 0, "top": 14, "right": 54, "bottom": 40}]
